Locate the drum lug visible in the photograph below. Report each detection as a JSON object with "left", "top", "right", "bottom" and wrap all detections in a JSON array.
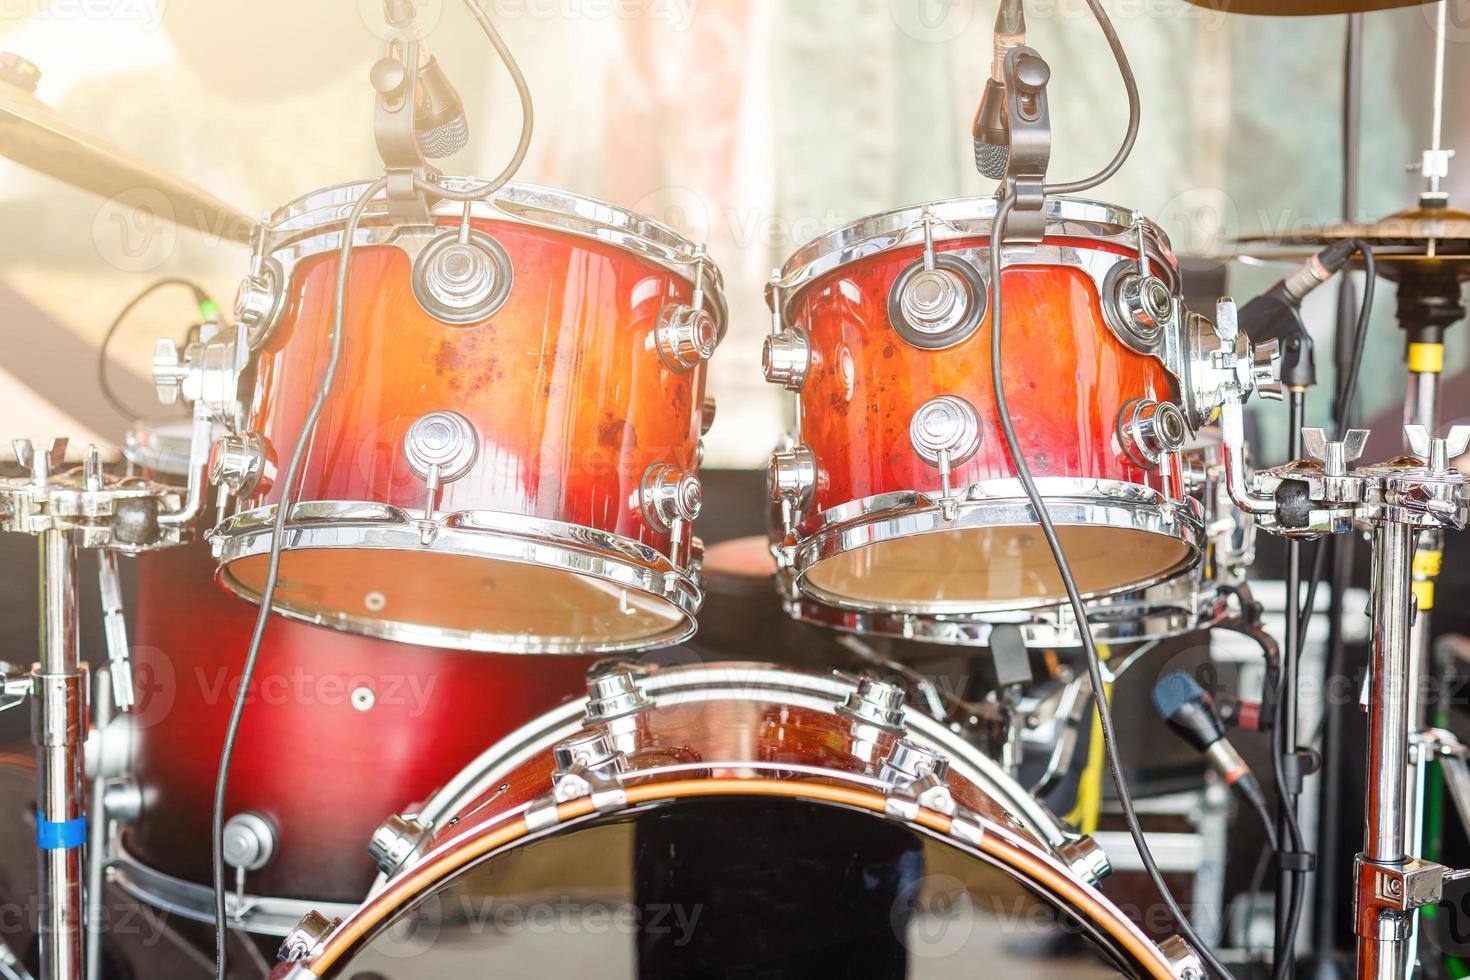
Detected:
[
  {"left": 879, "top": 739, "right": 956, "bottom": 819},
  {"left": 234, "top": 255, "right": 287, "bottom": 350},
  {"left": 888, "top": 210, "right": 986, "bottom": 350},
  {"left": 583, "top": 664, "right": 655, "bottom": 724},
  {"left": 403, "top": 411, "right": 480, "bottom": 536},
  {"left": 701, "top": 396, "right": 717, "bottom": 436},
  {"left": 222, "top": 811, "right": 278, "bottom": 873},
  {"left": 837, "top": 676, "right": 907, "bottom": 733},
  {"left": 278, "top": 910, "right": 341, "bottom": 963},
  {"left": 946, "top": 812, "right": 986, "bottom": 847},
  {"left": 368, "top": 813, "right": 430, "bottom": 877},
  {"left": 410, "top": 220, "right": 515, "bottom": 325},
  {"left": 762, "top": 326, "right": 810, "bottom": 390},
  {"left": 99, "top": 776, "right": 141, "bottom": 825},
  {"left": 550, "top": 732, "right": 629, "bottom": 810},
  {"left": 655, "top": 302, "right": 718, "bottom": 374},
  {"left": 1117, "top": 398, "right": 1187, "bottom": 469},
  {"left": 208, "top": 431, "right": 266, "bottom": 498},
  {"left": 1158, "top": 935, "right": 1207, "bottom": 980},
  {"left": 910, "top": 396, "right": 981, "bottom": 517},
  {"left": 767, "top": 446, "right": 817, "bottom": 539},
  {"left": 1057, "top": 835, "right": 1113, "bottom": 887},
  {"left": 639, "top": 463, "right": 703, "bottom": 534}
]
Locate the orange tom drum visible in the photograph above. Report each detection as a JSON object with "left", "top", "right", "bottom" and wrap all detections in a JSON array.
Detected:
[
  {"left": 763, "top": 196, "right": 1209, "bottom": 616},
  {"left": 211, "top": 179, "right": 726, "bottom": 654}
]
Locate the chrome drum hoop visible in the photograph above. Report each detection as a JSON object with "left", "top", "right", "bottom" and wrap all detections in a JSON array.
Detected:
[
  {"left": 210, "top": 502, "right": 701, "bottom": 655},
  {"left": 788, "top": 480, "right": 1204, "bottom": 616},
  {"left": 255, "top": 177, "right": 727, "bottom": 339},
  {"left": 373, "top": 661, "right": 1100, "bottom": 890},
  {"left": 784, "top": 579, "right": 1229, "bottom": 649},
  {"left": 777, "top": 194, "right": 1175, "bottom": 310},
  {"left": 106, "top": 840, "right": 358, "bottom": 937}
]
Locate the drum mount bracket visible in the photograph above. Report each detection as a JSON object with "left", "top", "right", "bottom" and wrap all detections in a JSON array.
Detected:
[{"left": 999, "top": 45, "right": 1052, "bottom": 245}]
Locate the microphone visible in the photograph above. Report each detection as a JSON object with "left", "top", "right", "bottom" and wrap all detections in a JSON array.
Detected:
[
  {"left": 972, "top": 0, "right": 1025, "bottom": 180},
  {"left": 1235, "top": 240, "right": 1355, "bottom": 388},
  {"left": 414, "top": 56, "right": 470, "bottom": 158},
  {"left": 1151, "top": 670, "right": 1266, "bottom": 809}
]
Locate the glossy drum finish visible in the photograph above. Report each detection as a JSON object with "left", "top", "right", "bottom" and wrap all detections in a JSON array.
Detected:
[
  {"left": 110, "top": 423, "right": 595, "bottom": 930},
  {"left": 214, "top": 179, "right": 723, "bottom": 655},
  {"left": 772, "top": 196, "right": 1201, "bottom": 614},
  {"left": 267, "top": 663, "right": 1196, "bottom": 978},
  {"left": 781, "top": 431, "right": 1251, "bottom": 648}
]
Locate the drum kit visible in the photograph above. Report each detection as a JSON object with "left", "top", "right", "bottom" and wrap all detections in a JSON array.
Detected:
[{"left": 0, "top": 1, "right": 1464, "bottom": 979}]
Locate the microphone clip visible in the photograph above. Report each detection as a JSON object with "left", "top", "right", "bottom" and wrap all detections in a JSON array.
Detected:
[
  {"left": 1000, "top": 45, "right": 1052, "bottom": 245},
  {"left": 370, "top": 10, "right": 437, "bottom": 226}
]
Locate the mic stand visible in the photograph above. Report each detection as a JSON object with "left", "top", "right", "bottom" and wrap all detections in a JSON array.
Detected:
[{"left": 370, "top": 0, "right": 437, "bottom": 226}]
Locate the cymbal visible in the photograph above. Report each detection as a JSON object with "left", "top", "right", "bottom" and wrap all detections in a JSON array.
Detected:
[
  {"left": 1180, "top": 0, "right": 1435, "bottom": 14},
  {"left": 1228, "top": 206, "right": 1470, "bottom": 282},
  {"left": 0, "top": 62, "right": 254, "bottom": 245}
]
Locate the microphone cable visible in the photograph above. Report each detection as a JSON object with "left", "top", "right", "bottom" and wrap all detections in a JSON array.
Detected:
[
  {"left": 210, "top": 3, "right": 535, "bottom": 976},
  {"left": 986, "top": 3, "right": 1231, "bottom": 977}
]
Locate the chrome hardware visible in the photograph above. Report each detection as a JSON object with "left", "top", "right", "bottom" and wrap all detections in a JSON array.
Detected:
[
  {"left": 221, "top": 811, "right": 277, "bottom": 872},
  {"left": 837, "top": 676, "right": 907, "bottom": 733},
  {"left": 208, "top": 431, "right": 265, "bottom": 498},
  {"left": 701, "top": 396, "right": 717, "bottom": 436},
  {"left": 1118, "top": 398, "right": 1187, "bottom": 469},
  {"left": 234, "top": 256, "right": 287, "bottom": 350},
  {"left": 1107, "top": 267, "right": 1173, "bottom": 352},
  {"left": 762, "top": 327, "right": 810, "bottom": 390},
  {"left": 879, "top": 738, "right": 951, "bottom": 787},
  {"left": 96, "top": 551, "right": 134, "bottom": 710},
  {"left": 410, "top": 223, "right": 514, "bottom": 325},
  {"left": 551, "top": 731, "right": 628, "bottom": 805},
  {"left": 1058, "top": 836, "right": 1113, "bottom": 886},
  {"left": 1184, "top": 298, "right": 1277, "bottom": 429},
  {"left": 151, "top": 339, "right": 185, "bottom": 406},
  {"left": 583, "top": 665, "right": 654, "bottom": 724},
  {"left": 639, "top": 463, "right": 702, "bottom": 534},
  {"left": 888, "top": 210, "right": 986, "bottom": 350},
  {"left": 1159, "top": 935, "right": 1206, "bottom": 980},
  {"left": 910, "top": 396, "right": 981, "bottom": 516},
  {"left": 0, "top": 662, "right": 28, "bottom": 715},
  {"left": 368, "top": 813, "right": 429, "bottom": 877},
  {"left": 1302, "top": 427, "right": 1370, "bottom": 477},
  {"left": 99, "top": 777, "right": 142, "bottom": 824},
  {"left": 1251, "top": 338, "right": 1285, "bottom": 401},
  {"left": 149, "top": 324, "right": 247, "bottom": 421},
  {"left": 910, "top": 396, "right": 981, "bottom": 467},
  {"left": 655, "top": 303, "right": 718, "bottom": 373},
  {"left": 279, "top": 910, "right": 341, "bottom": 963},
  {"left": 768, "top": 446, "right": 817, "bottom": 508},
  {"left": 403, "top": 411, "right": 479, "bottom": 485},
  {"left": 1404, "top": 424, "right": 1470, "bottom": 474}
]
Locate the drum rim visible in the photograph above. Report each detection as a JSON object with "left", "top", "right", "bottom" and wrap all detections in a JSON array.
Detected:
[
  {"left": 782, "top": 576, "right": 1229, "bottom": 649},
  {"left": 788, "top": 481, "right": 1203, "bottom": 615},
  {"left": 258, "top": 176, "right": 727, "bottom": 332},
  {"left": 211, "top": 502, "right": 700, "bottom": 655},
  {"left": 291, "top": 780, "right": 1180, "bottom": 980},
  {"left": 377, "top": 661, "right": 1096, "bottom": 888},
  {"left": 776, "top": 194, "right": 1175, "bottom": 299}
]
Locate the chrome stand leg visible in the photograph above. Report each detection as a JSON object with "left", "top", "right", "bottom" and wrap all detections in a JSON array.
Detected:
[
  {"left": 33, "top": 529, "right": 87, "bottom": 980},
  {"left": 84, "top": 668, "right": 113, "bottom": 980},
  {"left": 1356, "top": 522, "right": 1416, "bottom": 980}
]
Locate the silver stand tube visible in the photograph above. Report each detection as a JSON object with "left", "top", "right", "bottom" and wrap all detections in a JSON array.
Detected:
[
  {"left": 33, "top": 529, "right": 87, "bottom": 980},
  {"left": 1357, "top": 521, "right": 1416, "bottom": 980},
  {"left": 84, "top": 668, "right": 113, "bottom": 980}
]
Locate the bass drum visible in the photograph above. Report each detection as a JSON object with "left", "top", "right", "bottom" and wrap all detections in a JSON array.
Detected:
[{"left": 269, "top": 663, "right": 1201, "bottom": 978}]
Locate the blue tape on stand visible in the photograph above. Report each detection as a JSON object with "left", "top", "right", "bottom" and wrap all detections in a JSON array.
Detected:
[{"left": 37, "top": 812, "right": 86, "bottom": 850}]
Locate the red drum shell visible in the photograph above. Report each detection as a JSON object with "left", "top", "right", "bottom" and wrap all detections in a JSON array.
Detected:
[
  {"left": 214, "top": 183, "right": 720, "bottom": 654},
  {"left": 781, "top": 215, "right": 1197, "bottom": 612},
  {"left": 122, "top": 539, "right": 592, "bottom": 905}
]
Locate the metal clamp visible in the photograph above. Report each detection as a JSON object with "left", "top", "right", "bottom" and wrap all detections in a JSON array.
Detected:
[
  {"left": 0, "top": 662, "right": 28, "bottom": 715},
  {"left": 278, "top": 910, "right": 341, "bottom": 963},
  {"left": 999, "top": 46, "right": 1052, "bottom": 244},
  {"left": 96, "top": 552, "right": 134, "bottom": 710}
]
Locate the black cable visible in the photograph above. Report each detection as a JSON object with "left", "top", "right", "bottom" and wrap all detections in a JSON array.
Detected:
[
  {"left": 210, "top": 5, "right": 535, "bottom": 974},
  {"left": 1043, "top": 0, "right": 1139, "bottom": 196},
  {"left": 97, "top": 277, "right": 213, "bottom": 421},
  {"left": 989, "top": 194, "right": 1235, "bottom": 980}
]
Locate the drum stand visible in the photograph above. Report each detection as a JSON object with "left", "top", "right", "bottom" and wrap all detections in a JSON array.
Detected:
[
  {"left": 1225, "top": 405, "right": 1470, "bottom": 980},
  {"left": 0, "top": 437, "right": 192, "bottom": 980}
]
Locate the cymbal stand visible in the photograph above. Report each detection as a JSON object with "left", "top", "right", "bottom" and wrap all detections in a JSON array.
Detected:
[
  {"left": 1221, "top": 407, "right": 1470, "bottom": 980},
  {"left": 0, "top": 432, "right": 197, "bottom": 980}
]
